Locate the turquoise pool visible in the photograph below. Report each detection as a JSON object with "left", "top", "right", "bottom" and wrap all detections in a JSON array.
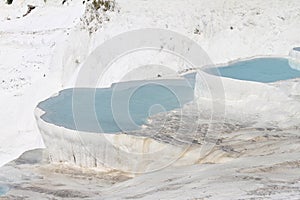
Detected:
[
  {"left": 204, "top": 58, "right": 300, "bottom": 83},
  {"left": 0, "top": 184, "right": 9, "bottom": 196},
  {"left": 38, "top": 73, "right": 195, "bottom": 133}
]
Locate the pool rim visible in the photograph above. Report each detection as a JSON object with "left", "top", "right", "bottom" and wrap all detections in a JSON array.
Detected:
[{"left": 200, "top": 55, "right": 291, "bottom": 70}]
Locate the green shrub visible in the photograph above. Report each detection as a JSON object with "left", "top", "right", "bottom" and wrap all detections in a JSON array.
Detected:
[
  {"left": 194, "top": 28, "right": 201, "bottom": 35},
  {"left": 92, "top": 0, "right": 115, "bottom": 11}
]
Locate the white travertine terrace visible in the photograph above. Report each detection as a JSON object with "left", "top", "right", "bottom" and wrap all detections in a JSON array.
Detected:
[
  {"left": 1, "top": 0, "right": 300, "bottom": 198},
  {"left": 1, "top": 0, "right": 300, "bottom": 168},
  {"left": 35, "top": 65, "right": 300, "bottom": 172},
  {"left": 35, "top": 106, "right": 207, "bottom": 173},
  {"left": 195, "top": 69, "right": 300, "bottom": 128}
]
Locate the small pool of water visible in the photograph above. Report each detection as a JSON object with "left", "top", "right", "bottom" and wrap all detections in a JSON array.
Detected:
[
  {"left": 0, "top": 184, "right": 9, "bottom": 196},
  {"left": 38, "top": 73, "right": 196, "bottom": 133},
  {"left": 293, "top": 47, "right": 300, "bottom": 51},
  {"left": 204, "top": 57, "right": 300, "bottom": 83}
]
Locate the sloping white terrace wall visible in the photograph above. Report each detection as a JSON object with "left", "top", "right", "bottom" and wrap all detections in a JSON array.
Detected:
[
  {"left": 195, "top": 70, "right": 300, "bottom": 128},
  {"left": 35, "top": 107, "right": 205, "bottom": 173},
  {"left": 289, "top": 47, "right": 300, "bottom": 71}
]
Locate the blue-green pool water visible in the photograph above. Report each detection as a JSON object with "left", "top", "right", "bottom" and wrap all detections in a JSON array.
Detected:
[
  {"left": 0, "top": 185, "right": 9, "bottom": 196},
  {"left": 204, "top": 58, "right": 300, "bottom": 83},
  {"left": 38, "top": 74, "right": 195, "bottom": 133}
]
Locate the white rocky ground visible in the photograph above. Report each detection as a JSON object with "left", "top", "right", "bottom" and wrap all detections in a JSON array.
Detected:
[
  {"left": 0, "top": 0, "right": 300, "bottom": 199},
  {"left": 1, "top": 114, "right": 300, "bottom": 199}
]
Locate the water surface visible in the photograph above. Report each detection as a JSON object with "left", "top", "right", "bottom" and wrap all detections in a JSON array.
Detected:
[
  {"left": 38, "top": 74, "right": 195, "bottom": 133},
  {"left": 204, "top": 58, "right": 300, "bottom": 83}
]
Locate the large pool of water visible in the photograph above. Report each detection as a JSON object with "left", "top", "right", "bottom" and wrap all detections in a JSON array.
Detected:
[
  {"left": 38, "top": 74, "right": 195, "bottom": 133},
  {"left": 204, "top": 58, "right": 300, "bottom": 83}
]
